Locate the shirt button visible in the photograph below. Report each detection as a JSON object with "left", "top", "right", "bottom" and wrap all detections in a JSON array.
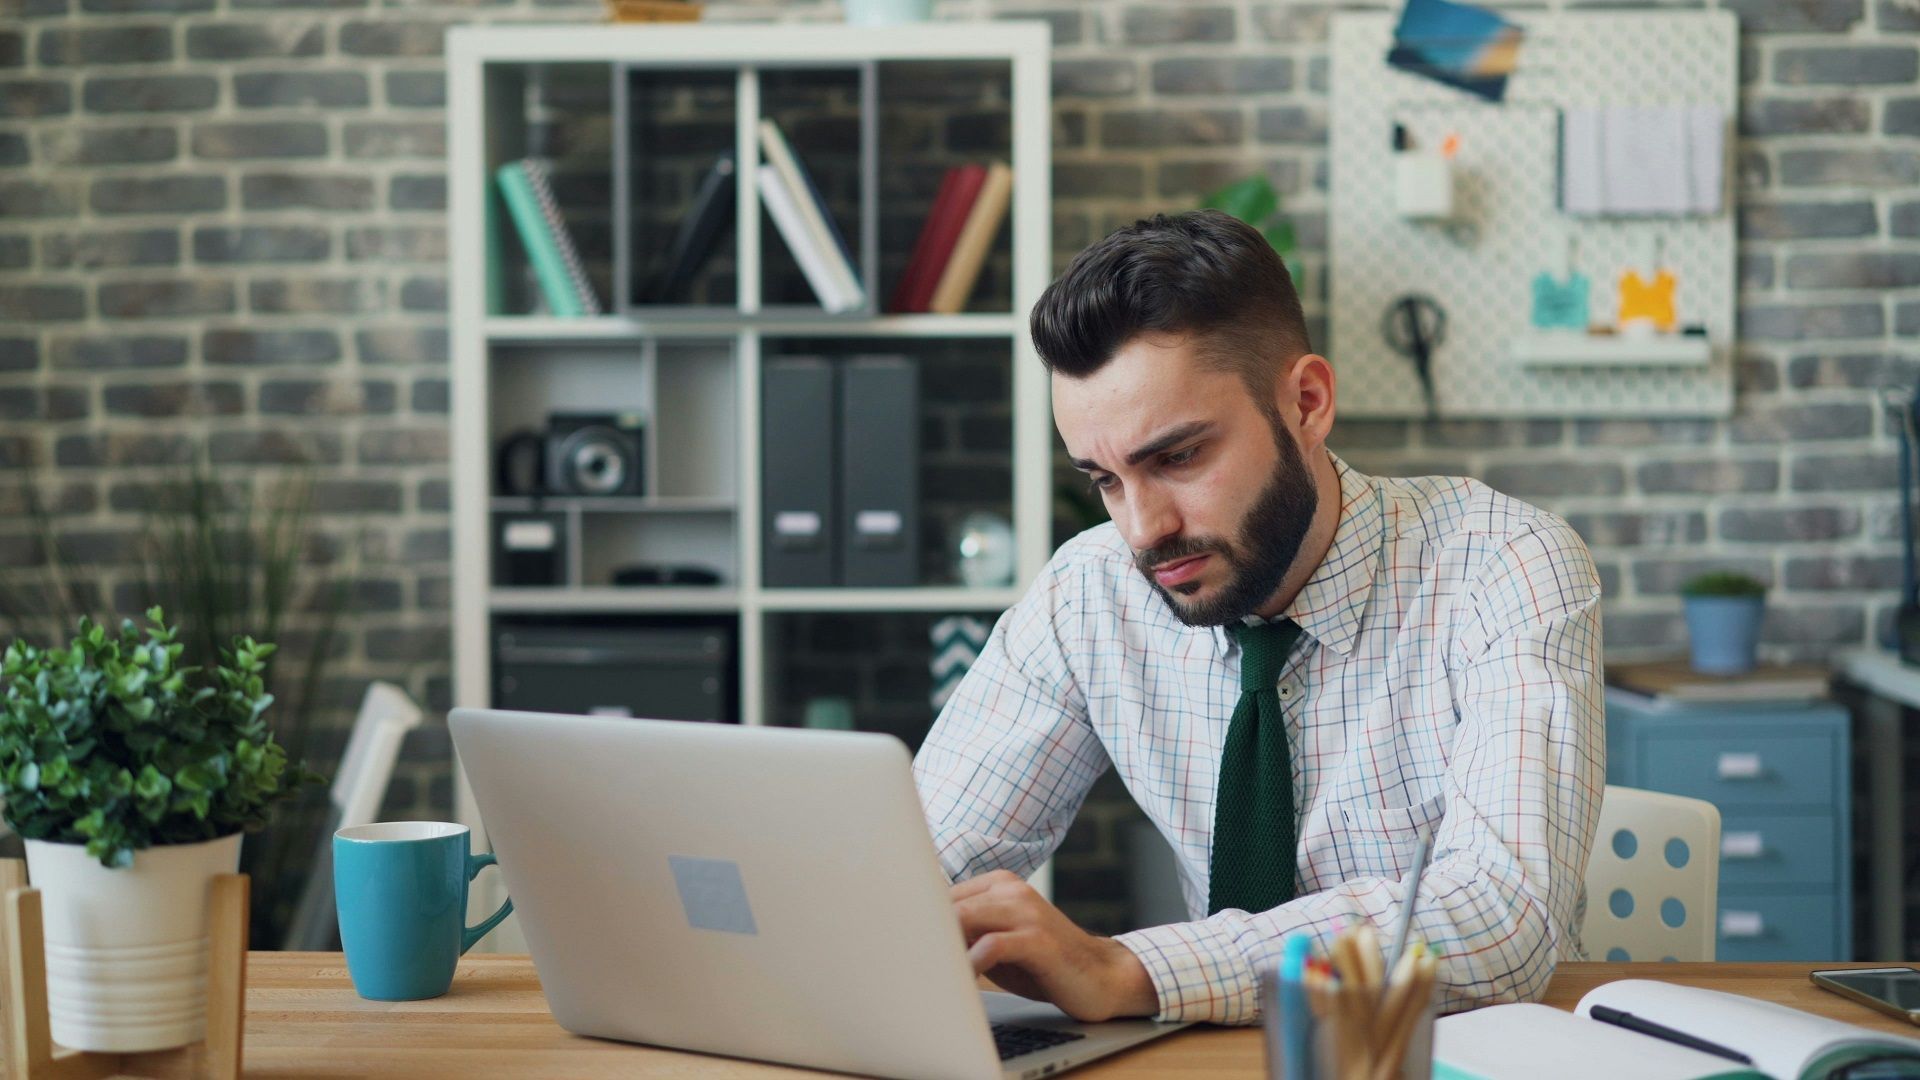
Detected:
[{"left": 1278, "top": 683, "right": 1298, "bottom": 701}]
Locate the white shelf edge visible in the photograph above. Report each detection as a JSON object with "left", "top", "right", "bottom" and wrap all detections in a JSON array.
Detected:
[
  {"left": 759, "top": 587, "right": 1024, "bottom": 612},
  {"left": 489, "top": 587, "right": 742, "bottom": 613},
  {"left": 489, "top": 496, "right": 736, "bottom": 514},
  {"left": 1511, "top": 333, "right": 1713, "bottom": 369},
  {"left": 484, "top": 313, "right": 1019, "bottom": 342}
]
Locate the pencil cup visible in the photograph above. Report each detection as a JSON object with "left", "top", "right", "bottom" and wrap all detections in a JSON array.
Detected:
[{"left": 1312, "top": 995, "right": 1434, "bottom": 1080}]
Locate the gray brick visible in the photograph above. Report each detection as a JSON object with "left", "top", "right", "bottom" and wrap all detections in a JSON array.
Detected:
[
  {"left": 0, "top": 386, "right": 87, "bottom": 422},
  {"left": 1780, "top": 148, "right": 1920, "bottom": 187},
  {"left": 1895, "top": 201, "right": 1920, "bottom": 238},
  {"left": 1887, "top": 98, "right": 1920, "bottom": 137},
  {"left": 83, "top": 75, "right": 217, "bottom": 114},
  {"left": 356, "top": 326, "right": 446, "bottom": 366},
  {"left": 49, "top": 333, "right": 186, "bottom": 370},
  {"left": 1573, "top": 419, "right": 1716, "bottom": 446},
  {"left": 1883, "top": 0, "right": 1920, "bottom": 27},
  {"left": 1482, "top": 461, "right": 1624, "bottom": 498},
  {"left": 204, "top": 328, "right": 339, "bottom": 366},
  {"left": 399, "top": 276, "right": 446, "bottom": 313},
  {"left": 401, "top": 528, "right": 450, "bottom": 562},
  {"left": 1638, "top": 458, "right": 1780, "bottom": 494},
  {"left": 1256, "top": 106, "right": 1326, "bottom": 145},
  {"left": 1739, "top": 302, "right": 1884, "bottom": 341},
  {"left": 192, "top": 225, "right": 329, "bottom": 264},
  {"left": 417, "top": 478, "right": 450, "bottom": 513},
  {"left": 1787, "top": 352, "right": 1918, "bottom": 389},
  {"left": 0, "top": 338, "right": 38, "bottom": 373},
  {"left": 234, "top": 72, "right": 369, "bottom": 109},
  {"left": 37, "top": 24, "right": 173, "bottom": 65},
  {"left": 1786, "top": 252, "right": 1920, "bottom": 290},
  {"left": 185, "top": 22, "right": 323, "bottom": 60},
  {"left": 250, "top": 278, "right": 385, "bottom": 315},
  {"left": 1739, "top": 148, "right": 1770, "bottom": 191},
  {"left": 1, "top": 79, "right": 72, "bottom": 119},
  {"left": 0, "top": 30, "right": 22, "bottom": 67},
  {"left": 1790, "top": 453, "right": 1898, "bottom": 491},
  {"left": 311, "top": 481, "right": 403, "bottom": 515},
  {"left": 390, "top": 174, "right": 445, "bottom": 212},
  {"left": 1737, "top": 353, "right": 1783, "bottom": 395},
  {"left": 1603, "top": 610, "right": 1685, "bottom": 650},
  {"left": 1741, "top": 253, "right": 1775, "bottom": 290},
  {"left": 0, "top": 131, "right": 24, "bottom": 166},
  {"left": 0, "top": 284, "right": 85, "bottom": 322},
  {"left": 1158, "top": 158, "right": 1299, "bottom": 200},
  {"left": 207, "top": 431, "right": 343, "bottom": 466},
  {"left": 1251, "top": 3, "right": 1331, "bottom": 42},
  {"left": 1122, "top": 5, "right": 1235, "bottom": 43},
  {"left": 384, "top": 70, "right": 444, "bottom": 109},
  {"left": 259, "top": 378, "right": 395, "bottom": 415},
  {"left": 80, "top": 0, "right": 211, "bottom": 11},
  {"left": 1724, "top": 0, "right": 1862, "bottom": 31},
  {"left": 1634, "top": 558, "right": 1775, "bottom": 596},
  {"left": 344, "top": 224, "right": 447, "bottom": 264},
  {"left": 1565, "top": 511, "right": 1706, "bottom": 548},
  {"left": 90, "top": 175, "right": 224, "bottom": 215},
  {"left": 1759, "top": 605, "right": 1864, "bottom": 647},
  {"left": 365, "top": 626, "right": 449, "bottom": 663},
  {"left": 38, "top": 125, "right": 176, "bottom": 166},
  {"left": 1786, "top": 555, "right": 1903, "bottom": 591},
  {"left": 97, "top": 279, "right": 232, "bottom": 318},
  {"left": 0, "top": 178, "right": 81, "bottom": 218},
  {"left": 241, "top": 173, "right": 373, "bottom": 212},
  {"left": 1776, "top": 45, "right": 1917, "bottom": 85},
  {"left": 1720, "top": 505, "right": 1860, "bottom": 542},
  {"left": 1732, "top": 401, "right": 1874, "bottom": 443},
  {"left": 359, "top": 428, "right": 446, "bottom": 466},
  {"left": 1740, "top": 200, "right": 1877, "bottom": 240},
  {"left": 1152, "top": 57, "right": 1292, "bottom": 95},
  {"left": 42, "top": 228, "right": 178, "bottom": 270},
  {"left": 343, "top": 120, "right": 444, "bottom": 159},
  {"left": 103, "top": 381, "right": 244, "bottom": 418},
  {"left": 1901, "top": 301, "right": 1920, "bottom": 337},
  {"left": 55, "top": 433, "right": 194, "bottom": 469},
  {"left": 191, "top": 121, "right": 327, "bottom": 161},
  {"left": 1052, "top": 59, "right": 1137, "bottom": 99},
  {"left": 231, "top": 0, "right": 365, "bottom": 8},
  {"left": 0, "top": 234, "right": 26, "bottom": 268},
  {"left": 1309, "top": 56, "right": 1328, "bottom": 94},
  {"left": 1741, "top": 97, "right": 1870, "bottom": 138},
  {"left": 1103, "top": 108, "right": 1243, "bottom": 150},
  {"left": 339, "top": 20, "right": 447, "bottom": 57},
  {"left": 1052, "top": 162, "right": 1145, "bottom": 199},
  {"left": 411, "top": 377, "right": 448, "bottom": 414},
  {"left": 1422, "top": 419, "right": 1567, "bottom": 448}
]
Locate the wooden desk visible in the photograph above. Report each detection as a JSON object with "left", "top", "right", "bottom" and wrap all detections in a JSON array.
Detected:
[{"left": 238, "top": 955, "right": 1912, "bottom": 1077}]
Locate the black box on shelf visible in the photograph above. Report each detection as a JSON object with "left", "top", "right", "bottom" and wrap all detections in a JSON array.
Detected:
[
  {"left": 493, "top": 512, "right": 569, "bottom": 588},
  {"left": 839, "top": 356, "right": 919, "bottom": 587},
  {"left": 493, "top": 619, "right": 736, "bottom": 723}
]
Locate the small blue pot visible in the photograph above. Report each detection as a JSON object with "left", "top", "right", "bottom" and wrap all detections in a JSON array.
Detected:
[{"left": 1684, "top": 595, "right": 1765, "bottom": 674}]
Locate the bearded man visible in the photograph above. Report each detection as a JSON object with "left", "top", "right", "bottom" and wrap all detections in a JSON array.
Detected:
[{"left": 913, "top": 210, "right": 1605, "bottom": 1026}]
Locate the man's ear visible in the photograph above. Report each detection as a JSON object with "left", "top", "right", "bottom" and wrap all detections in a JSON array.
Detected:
[{"left": 1281, "top": 354, "right": 1336, "bottom": 452}]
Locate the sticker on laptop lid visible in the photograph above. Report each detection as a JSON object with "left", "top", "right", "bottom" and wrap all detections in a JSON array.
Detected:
[{"left": 668, "top": 855, "right": 758, "bottom": 936}]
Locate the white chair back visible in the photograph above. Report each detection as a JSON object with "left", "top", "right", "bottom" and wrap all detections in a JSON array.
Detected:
[{"left": 1583, "top": 785, "right": 1721, "bottom": 962}]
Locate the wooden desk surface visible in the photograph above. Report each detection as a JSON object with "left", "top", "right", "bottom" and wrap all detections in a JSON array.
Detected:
[{"left": 240, "top": 955, "right": 1914, "bottom": 1078}]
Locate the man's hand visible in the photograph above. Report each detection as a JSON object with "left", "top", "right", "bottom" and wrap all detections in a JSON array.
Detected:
[{"left": 950, "top": 870, "right": 1159, "bottom": 1023}]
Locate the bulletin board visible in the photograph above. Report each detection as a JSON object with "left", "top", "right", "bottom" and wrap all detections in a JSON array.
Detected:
[{"left": 1328, "top": 11, "right": 1738, "bottom": 417}]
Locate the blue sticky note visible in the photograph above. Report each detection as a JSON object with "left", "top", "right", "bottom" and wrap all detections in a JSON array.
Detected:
[
  {"left": 1531, "top": 270, "right": 1590, "bottom": 330},
  {"left": 668, "top": 855, "right": 759, "bottom": 936}
]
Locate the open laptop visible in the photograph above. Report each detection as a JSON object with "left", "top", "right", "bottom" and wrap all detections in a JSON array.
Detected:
[{"left": 449, "top": 708, "right": 1191, "bottom": 1080}]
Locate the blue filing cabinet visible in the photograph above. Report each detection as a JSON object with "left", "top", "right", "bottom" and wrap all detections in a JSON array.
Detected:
[{"left": 1605, "top": 690, "right": 1852, "bottom": 961}]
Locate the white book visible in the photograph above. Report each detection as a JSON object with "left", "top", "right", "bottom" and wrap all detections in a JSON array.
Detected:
[
  {"left": 756, "top": 167, "right": 853, "bottom": 312},
  {"left": 1434, "top": 979, "right": 1920, "bottom": 1080},
  {"left": 758, "top": 118, "right": 863, "bottom": 308}
]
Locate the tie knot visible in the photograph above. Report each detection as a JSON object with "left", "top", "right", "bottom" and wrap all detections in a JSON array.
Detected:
[{"left": 1231, "top": 620, "right": 1301, "bottom": 691}]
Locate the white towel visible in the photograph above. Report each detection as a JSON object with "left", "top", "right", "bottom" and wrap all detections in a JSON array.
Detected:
[
  {"left": 1686, "top": 104, "right": 1723, "bottom": 214},
  {"left": 1561, "top": 107, "right": 1605, "bottom": 215},
  {"left": 1603, "top": 105, "right": 1690, "bottom": 215}
]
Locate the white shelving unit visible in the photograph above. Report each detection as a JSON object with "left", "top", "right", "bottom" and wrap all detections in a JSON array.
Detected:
[{"left": 447, "top": 23, "right": 1053, "bottom": 944}]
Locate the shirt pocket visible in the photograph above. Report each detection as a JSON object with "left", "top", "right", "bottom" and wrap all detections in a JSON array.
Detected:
[{"left": 1336, "top": 792, "right": 1446, "bottom": 881}]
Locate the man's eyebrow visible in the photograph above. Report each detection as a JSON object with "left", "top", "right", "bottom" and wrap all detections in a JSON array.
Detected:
[{"left": 1069, "top": 421, "right": 1215, "bottom": 472}]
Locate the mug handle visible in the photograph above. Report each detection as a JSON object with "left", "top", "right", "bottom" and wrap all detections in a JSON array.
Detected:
[{"left": 460, "top": 852, "right": 514, "bottom": 955}]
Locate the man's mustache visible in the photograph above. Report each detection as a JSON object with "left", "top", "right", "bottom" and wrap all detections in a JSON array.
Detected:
[{"left": 1135, "top": 536, "right": 1232, "bottom": 575}]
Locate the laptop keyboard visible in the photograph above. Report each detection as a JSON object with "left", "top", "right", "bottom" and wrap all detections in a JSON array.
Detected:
[{"left": 991, "top": 1022, "right": 1087, "bottom": 1061}]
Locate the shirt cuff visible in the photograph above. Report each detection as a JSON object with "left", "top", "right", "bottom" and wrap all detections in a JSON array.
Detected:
[{"left": 1112, "top": 917, "right": 1262, "bottom": 1025}]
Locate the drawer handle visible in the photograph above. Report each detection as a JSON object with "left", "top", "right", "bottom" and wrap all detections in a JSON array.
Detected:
[
  {"left": 1720, "top": 911, "right": 1766, "bottom": 939},
  {"left": 1716, "top": 752, "right": 1764, "bottom": 780},
  {"left": 1721, "top": 832, "right": 1765, "bottom": 859}
]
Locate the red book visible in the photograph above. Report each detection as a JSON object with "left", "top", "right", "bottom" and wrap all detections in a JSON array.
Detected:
[{"left": 892, "top": 163, "right": 988, "bottom": 314}]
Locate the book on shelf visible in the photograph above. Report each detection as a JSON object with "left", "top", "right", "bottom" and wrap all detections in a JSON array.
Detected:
[
  {"left": 757, "top": 118, "right": 863, "bottom": 310},
  {"left": 928, "top": 160, "right": 1012, "bottom": 316},
  {"left": 495, "top": 158, "right": 602, "bottom": 318},
  {"left": 757, "top": 166, "right": 856, "bottom": 312},
  {"left": 1434, "top": 978, "right": 1920, "bottom": 1080},
  {"left": 647, "top": 149, "right": 736, "bottom": 304},
  {"left": 1606, "top": 659, "right": 1831, "bottom": 707},
  {"left": 889, "top": 163, "right": 988, "bottom": 314}
]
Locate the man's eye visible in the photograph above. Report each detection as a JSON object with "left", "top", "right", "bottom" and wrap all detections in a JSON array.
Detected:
[
  {"left": 1164, "top": 447, "right": 1198, "bottom": 467},
  {"left": 1088, "top": 474, "right": 1117, "bottom": 493}
]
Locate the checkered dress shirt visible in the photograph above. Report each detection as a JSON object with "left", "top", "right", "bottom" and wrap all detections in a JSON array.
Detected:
[{"left": 912, "top": 453, "right": 1606, "bottom": 1024}]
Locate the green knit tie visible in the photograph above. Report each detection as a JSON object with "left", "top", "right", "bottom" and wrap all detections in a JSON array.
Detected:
[{"left": 1208, "top": 619, "right": 1304, "bottom": 915}]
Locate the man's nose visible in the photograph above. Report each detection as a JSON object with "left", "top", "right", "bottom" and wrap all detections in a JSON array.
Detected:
[{"left": 1120, "top": 485, "right": 1180, "bottom": 554}]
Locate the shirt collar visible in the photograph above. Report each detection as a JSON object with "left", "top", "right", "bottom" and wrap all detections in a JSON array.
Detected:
[{"left": 1211, "top": 452, "right": 1385, "bottom": 660}]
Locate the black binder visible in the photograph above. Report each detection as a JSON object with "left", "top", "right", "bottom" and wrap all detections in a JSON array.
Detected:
[
  {"left": 839, "top": 356, "right": 919, "bottom": 587},
  {"left": 762, "top": 357, "right": 837, "bottom": 587}
]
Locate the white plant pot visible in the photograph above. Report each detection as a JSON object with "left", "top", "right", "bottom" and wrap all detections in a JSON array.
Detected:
[{"left": 23, "top": 832, "right": 242, "bottom": 1053}]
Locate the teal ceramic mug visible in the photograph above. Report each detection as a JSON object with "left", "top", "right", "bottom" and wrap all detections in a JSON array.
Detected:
[{"left": 334, "top": 821, "right": 514, "bottom": 1001}]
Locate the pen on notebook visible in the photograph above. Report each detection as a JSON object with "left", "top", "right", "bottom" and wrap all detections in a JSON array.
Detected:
[
  {"left": 1384, "top": 824, "right": 1434, "bottom": 976},
  {"left": 1587, "top": 1004, "right": 1754, "bottom": 1065}
]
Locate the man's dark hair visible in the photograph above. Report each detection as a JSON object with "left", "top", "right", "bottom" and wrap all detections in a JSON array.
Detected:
[{"left": 1029, "top": 210, "right": 1312, "bottom": 404}]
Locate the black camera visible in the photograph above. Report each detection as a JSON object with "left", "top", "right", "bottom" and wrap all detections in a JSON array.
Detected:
[{"left": 497, "top": 412, "right": 647, "bottom": 498}]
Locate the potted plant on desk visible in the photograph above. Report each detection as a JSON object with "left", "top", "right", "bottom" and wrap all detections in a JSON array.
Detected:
[
  {"left": 1681, "top": 571, "right": 1768, "bottom": 675},
  {"left": 0, "top": 609, "right": 320, "bottom": 1053}
]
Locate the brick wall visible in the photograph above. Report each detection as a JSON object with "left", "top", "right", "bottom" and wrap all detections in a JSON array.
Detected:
[{"left": 2, "top": 0, "right": 1915, "bottom": 940}]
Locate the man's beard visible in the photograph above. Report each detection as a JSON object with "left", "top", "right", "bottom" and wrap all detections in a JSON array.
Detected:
[{"left": 1134, "top": 419, "right": 1318, "bottom": 627}]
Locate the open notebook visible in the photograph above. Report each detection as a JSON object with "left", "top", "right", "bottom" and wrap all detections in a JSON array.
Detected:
[{"left": 1434, "top": 980, "right": 1920, "bottom": 1080}]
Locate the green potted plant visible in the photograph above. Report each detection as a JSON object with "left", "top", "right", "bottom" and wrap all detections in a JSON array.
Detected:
[
  {"left": 1680, "top": 571, "right": 1767, "bottom": 675},
  {"left": 1200, "top": 174, "right": 1302, "bottom": 284},
  {"left": 0, "top": 609, "right": 320, "bottom": 1053}
]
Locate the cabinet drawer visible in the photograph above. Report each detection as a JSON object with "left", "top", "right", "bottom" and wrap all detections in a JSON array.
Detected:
[
  {"left": 1716, "top": 892, "right": 1844, "bottom": 962},
  {"left": 1717, "top": 814, "right": 1838, "bottom": 890},
  {"left": 1640, "top": 733, "right": 1834, "bottom": 809}
]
